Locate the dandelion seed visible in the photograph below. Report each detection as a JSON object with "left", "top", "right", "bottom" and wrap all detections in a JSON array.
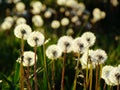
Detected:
[
  {"left": 14, "top": 24, "right": 32, "bottom": 39},
  {"left": 46, "top": 44, "right": 62, "bottom": 59},
  {"left": 81, "top": 32, "right": 96, "bottom": 47},
  {"left": 57, "top": 36, "right": 73, "bottom": 53},
  {"left": 27, "top": 31, "right": 45, "bottom": 47}
]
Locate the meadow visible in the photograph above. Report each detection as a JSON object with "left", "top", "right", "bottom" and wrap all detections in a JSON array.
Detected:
[{"left": 0, "top": 0, "right": 120, "bottom": 90}]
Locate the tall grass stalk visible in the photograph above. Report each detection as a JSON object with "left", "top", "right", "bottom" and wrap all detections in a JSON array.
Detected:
[
  {"left": 43, "top": 43, "right": 51, "bottom": 90},
  {"left": 52, "top": 59, "right": 55, "bottom": 90},
  {"left": 34, "top": 45, "right": 38, "bottom": 90},
  {"left": 61, "top": 50, "right": 67, "bottom": 90},
  {"left": 73, "top": 53, "right": 80, "bottom": 90},
  {"left": 20, "top": 37, "right": 24, "bottom": 90}
]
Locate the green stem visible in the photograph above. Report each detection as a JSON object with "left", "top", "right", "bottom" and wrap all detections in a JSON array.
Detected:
[{"left": 43, "top": 44, "right": 51, "bottom": 90}]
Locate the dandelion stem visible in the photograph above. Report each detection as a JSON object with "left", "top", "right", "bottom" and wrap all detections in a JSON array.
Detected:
[
  {"left": 52, "top": 59, "right": 55, "bottom": 90},
  {"left": 34, "top": 45, "right": 38, "bottom": 90},
  {"left": 89, "top": 63, "right": 93, "bottom": 90},
  {"left": 95, "top": 64, "right": 99, "bottom": 90},
  {"left": 61, "top": 51, "right": 67, "bottom": 90},
  {"left": 26, "top": 66, "right": 31, "bottom": 90},
  {"left": 73, "top": 53, "right": 80, "bottom": 90},
  {"left": 85, "top": 61, "right": 89, "bottom": 89},
  {"left": 20, "top": 37, "right": 24, "bottom": 90},
  {"left": 103, "top": 83, "right": 106, "bottom": 90}
]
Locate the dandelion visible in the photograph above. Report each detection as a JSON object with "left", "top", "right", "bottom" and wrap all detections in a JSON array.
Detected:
[
  {"left": 72, "top": 37, "right": 88, "bottom": 54},
  {"left": 14, "top": 24, "right": 32, "bottom": 40},
  {"left": 16, "top": 17, "right": 26, "bottom": 25},
  {"left": 51, "top": 20, "right": 60, "bottom": 29},
  {"left": 81, "top": 32, "right": 96, "bottom": 47},
  {"left": 46, "top": 45, "right": 62, "bottom": 90},
  {"left": 27, "top": 31, "right": 45, "bottom": 47},
  {"left": 101, "top": 65, "right": 114, "bottom": 89},
  {"left": 15, "top": 2, "right": 25, "bottom": 13},
  {"left": 90, "top": 49, "right": 107, "bottom": 64},
  {"left": 61, "top": 17, "right": 69, "bottom": 26},
  {"left": 57, "top": 36, "right": 73, "bottom": 53},
  {"left": 1, "top": 21, "right": 12, "bottom": 30},
  {"left": 110, "top": 0, "right": 119, "bottom": 7},
  {"left": 109, "top": 67, "right": 120, "bottom": 85},
  {"left": 57, "top": 0, "right": 66, "bottom": 6},
  {"left": 46, "top": 44, "right": 62, "bottom": 60},
  {"left": 44, "top": 10, "right": 52, "bottom": 18},
  {"left": 32, "top": 15, "right": 44, "bottom": 27},
  {"left": 5, "top": 16, "right": 14, "bottom": 24},
  {"left": 22, "top": 51, "right": 38, "bottom": 67},
  {"left": 30, "top": 1, "right": 42, "bottom": 14}
]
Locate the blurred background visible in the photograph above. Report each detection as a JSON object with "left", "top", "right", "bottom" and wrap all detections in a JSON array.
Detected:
[{"left": 0, "top": 0, "right": 120, "bottom": 89}]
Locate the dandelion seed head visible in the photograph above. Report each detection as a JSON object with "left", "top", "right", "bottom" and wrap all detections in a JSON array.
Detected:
[
  {"left": 46, "top": 45, "right": 62, "bottom": 59},
  {"left": 81, "top": 32, "right": 96, "bottom": 47},
  {"left": 61, "top": 17, "right": 69, "bottom": 26},
  {"left": 57, "top": 36, "right": 73, "bottom": 53},
  {"left": 109, "top": 67, "right": 120, "bottom": 85},
  {"left": 90, "top": 49, "right": 107, "bottom": 64},
  {"left": 27, "top": 31, "right": 45, "bottom": 47},
  {"left": 23, "top": 51, "right": 37, "bottom": 67},
  {"left": 1, "top": 21, "right": 12, "bottom": 30},
  {"left": 51, "top": 20, "right": 60, "bottom": 29},
  {"left": 16, "top": 17, "right": 26, "bottom": 25},
  {"left": 32, "top": 15, "right": 44, "bottom": 27},
  {"left": 72, "top": 37, "right": 88, "bottom": 53},
  {"left": 14, "top": 24, "right": 32, "bottom": 40},
  {"left": 44, "top": 10, "right": 52, "bottom": 18},
  {"left": 15, "top": 2, "right": 25, "bottom": 13}
]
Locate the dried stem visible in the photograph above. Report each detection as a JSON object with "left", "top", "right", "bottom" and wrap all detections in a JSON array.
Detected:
[
  {"left": 103, "top": 83, "right": 106, "bottom": 90},
  {"left": 95, "top": 64, "right": 99, "bottom": 90},
  {"left": 26, "top": 66, "right": 31, "bottom": 90},
  {"left": 61, "top": 51, "right": 67, "bottom": 90}
]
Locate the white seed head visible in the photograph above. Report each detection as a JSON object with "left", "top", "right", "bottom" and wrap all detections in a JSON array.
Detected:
[
  {"left": 81, "top": 32, "right": 96, "bottom": 47},
  {"left": 1, "top": 21, "right": 12, "bottom": 30},
  {"left": 61, "top": 17, "right": 69, "bottom": 26},
  {"left": 90, "top": 49, "right": 107, "bottom": 64},
  {"left": 23, "top": 51, "right": 37, "bottom": 67},
  {"left": 46, "top": 44, "right": 62, "bottom": 59},
  {"left": 15, "top": 2, "right": 25, "bottom": 13},
  {"left": 14, "top": 24, "right": 32, "bottom": 40},
  {"left": 32, "top": 15, "right": 44, "bottom": 27},
  {"left": 72, "top": 37, "right": 88, "bottom": 53},
  {"left": 16, "top": 17, "right": 26, "bottom": 25},
  {"left": 57, "top": 36, "right": 73, "bottom": 53},
  {"left": 44, "top": 10, "right": 52, "bottom": 18},
  {"left": 51, "top": 20, "right": 60, "bottom": 29},
  {"left": 27, "top": 31, "right": 45, "bottom": 47}
]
